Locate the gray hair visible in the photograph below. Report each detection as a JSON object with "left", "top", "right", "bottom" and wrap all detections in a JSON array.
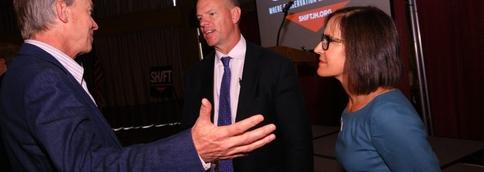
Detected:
[{"left": 13, "top": 0, "right": 76, "bottom": 39}]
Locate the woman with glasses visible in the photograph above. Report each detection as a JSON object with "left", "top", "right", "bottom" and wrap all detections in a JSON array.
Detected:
[{"left": 313, "top": 6, "right": 440, "bottom": 171}]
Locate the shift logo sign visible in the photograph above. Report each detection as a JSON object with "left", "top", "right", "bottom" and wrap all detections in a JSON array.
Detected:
[
  {"left": 151, "top": 68, "right": 172, "bottom": 84},
  {"left": 150, "top": 66, "right": 173, "bottom": 96}
]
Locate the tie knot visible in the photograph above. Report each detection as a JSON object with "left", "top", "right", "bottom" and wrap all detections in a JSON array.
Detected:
[{"left": 221, "top": 57, "right": 231, "bottom": 67}]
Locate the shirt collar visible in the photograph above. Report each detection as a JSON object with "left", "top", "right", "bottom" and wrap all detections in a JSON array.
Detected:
[
  {"left": 25, "top": 39, "right": 85, "bottom": 85},
  {"left": 215, "top": 35, "right": 246, "bottom": 61}
]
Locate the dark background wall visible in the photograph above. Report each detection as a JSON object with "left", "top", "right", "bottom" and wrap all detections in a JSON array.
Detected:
[
  {"left": 1, "top": 0, "right": 483, "bottom": 143},
  {"left": 417, "top": 0, "right": 484, "bottom": 140}
]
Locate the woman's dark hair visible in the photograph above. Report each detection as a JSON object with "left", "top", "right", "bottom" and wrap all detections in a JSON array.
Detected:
[{"left": 324, "top": 6, "right": 402, "bottom": 95}]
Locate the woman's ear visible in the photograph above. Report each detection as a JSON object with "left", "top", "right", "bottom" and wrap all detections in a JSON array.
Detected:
[{"left": 55, "top": 0, "right": 69, "bottom": 23}]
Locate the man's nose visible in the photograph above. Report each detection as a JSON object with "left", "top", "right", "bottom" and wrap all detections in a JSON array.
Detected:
[
  {"left": 198, "top": 17, "right": 209, "bottom": 27},
  {"left": 92, "top": 18, "right": 99, "bottom": 30}
]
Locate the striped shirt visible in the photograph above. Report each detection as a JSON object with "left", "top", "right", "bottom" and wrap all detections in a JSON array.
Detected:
[{"left": 25, "top": 39, "right": 97, "bottom": 105}]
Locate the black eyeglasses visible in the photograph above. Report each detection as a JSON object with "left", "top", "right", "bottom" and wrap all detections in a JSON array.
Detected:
[{"left": 321, "top": 34, "right": 343, "bottom": 50}]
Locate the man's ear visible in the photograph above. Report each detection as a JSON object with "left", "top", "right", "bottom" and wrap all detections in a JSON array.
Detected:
[
  {"left": 55, "top": 0, "right": 69, "bottom": 23},
  {"left": 231, "top": 6, "right": 241, "bottom": 24}
]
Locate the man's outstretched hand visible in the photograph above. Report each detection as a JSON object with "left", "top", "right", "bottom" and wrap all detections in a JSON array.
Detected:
[{"left": 192, "top": 98, "right": 276, "bottom": 162}]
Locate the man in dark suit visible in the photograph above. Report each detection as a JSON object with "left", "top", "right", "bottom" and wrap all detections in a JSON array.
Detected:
[
  {"left": 0, "top": 0, "right": 277, "bottom": 171},
  {"left": 182, "top": 0, "right": 313, "bottom": 171}
]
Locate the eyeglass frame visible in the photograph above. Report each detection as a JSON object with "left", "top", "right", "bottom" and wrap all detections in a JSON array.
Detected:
[{"left": 321, "top": 34, "right": 343, "bottom": 50}]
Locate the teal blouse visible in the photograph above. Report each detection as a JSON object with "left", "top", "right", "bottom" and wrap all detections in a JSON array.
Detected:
[{"left": 335, "top": 89, "right": 440, "bottom": 172}]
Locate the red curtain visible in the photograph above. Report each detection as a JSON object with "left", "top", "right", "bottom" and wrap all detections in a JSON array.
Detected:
[{"left": 417, "top": 0, "right": 484, "bottom": 140}]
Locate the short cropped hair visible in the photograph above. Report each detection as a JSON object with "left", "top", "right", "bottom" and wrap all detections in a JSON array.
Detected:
[
  {"left": 228, "top": 0, "right": 240, "bottom": 7},
  {"left": 13, "top": 0, "right": 76, "bottom": 39},
  {"left": 324, "top": 6, "right": 402, "bottom": 95}
]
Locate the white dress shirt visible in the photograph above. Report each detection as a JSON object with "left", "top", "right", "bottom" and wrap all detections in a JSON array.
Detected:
[
  {"left": 25, "top": 39, "right": 97, "bottom": 105},
  {"left": 213, "top": 35, "right": 246, "bottom": 125}
]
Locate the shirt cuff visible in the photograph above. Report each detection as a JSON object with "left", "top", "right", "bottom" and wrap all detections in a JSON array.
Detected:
[{"left": 198, "top": 154, "right": 211, "bottom": 170}]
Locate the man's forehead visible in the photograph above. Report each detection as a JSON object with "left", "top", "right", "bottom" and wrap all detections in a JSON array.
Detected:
[
  {"left": 197, "top": 0, "right": 232, "bottom": 10},
  {"left": 196, "top": 1, "right": 219, "bottom": 13}
]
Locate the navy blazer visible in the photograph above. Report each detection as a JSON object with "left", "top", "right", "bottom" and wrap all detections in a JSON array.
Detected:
[
  {"left": 0, "top": 43, "right": 204, "bottom": 171},
  {"left": 182, "top": 42, "right": 313, "bottom": 172}
]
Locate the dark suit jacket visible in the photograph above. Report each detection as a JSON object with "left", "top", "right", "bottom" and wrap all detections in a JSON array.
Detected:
[
  {"left": 0, "top": 43, "right": 204, "bottom": 171},
  {"left": 183, "top": 42, "right": 313, "bottom": 172}
]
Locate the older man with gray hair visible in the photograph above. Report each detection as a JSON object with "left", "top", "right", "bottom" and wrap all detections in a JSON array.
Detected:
[{"left": 0, "top": 0, "right": 276, "bottom": 171}]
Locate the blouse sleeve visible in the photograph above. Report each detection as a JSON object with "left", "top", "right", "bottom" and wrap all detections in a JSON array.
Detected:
[{"left": 369, "top": 102, "right": 441, "bottom": 172}]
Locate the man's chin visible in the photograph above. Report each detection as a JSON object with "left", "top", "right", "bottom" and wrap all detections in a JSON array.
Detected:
[
  {"left": 77, "top": 47, "right": 92, "bottom": 56},
  {"left": 206, "top": 40, "right": 216, "bottom": 46},
  {"left": 204, "top": 37, "right": 218, "bottom": 46}
]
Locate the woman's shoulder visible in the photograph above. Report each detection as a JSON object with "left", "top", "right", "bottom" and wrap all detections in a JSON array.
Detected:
[{"left": 367, "top": 89, "right": 423, "bottom": 127}]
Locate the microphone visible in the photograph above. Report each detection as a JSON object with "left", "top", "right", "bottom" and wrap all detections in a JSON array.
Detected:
[
  {"left": 277, "top": 0, "right": 295, "bottom": 46},
  {"left": 282, "top": 0, "right": 295, "bottom": 13}
]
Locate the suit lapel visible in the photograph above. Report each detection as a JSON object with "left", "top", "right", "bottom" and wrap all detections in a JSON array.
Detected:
[
  {"left": 236, "top": 43, "right": 260, "bottom": 121},
  {"left": 26, "top": 44, "right": 95, "bottom": 109},
  {"left": 24, "top": 43, "right": 121, "bottom": 146}
]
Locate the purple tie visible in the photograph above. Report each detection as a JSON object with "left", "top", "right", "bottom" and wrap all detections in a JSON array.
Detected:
[{"left": 218, "top": 57, "right": 233, "bottom": 172}]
